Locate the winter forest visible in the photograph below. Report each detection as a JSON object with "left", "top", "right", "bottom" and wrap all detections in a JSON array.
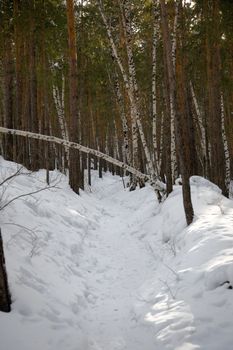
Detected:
[{"left": 0, "top": 0, "right": 233, "bottom": 349}]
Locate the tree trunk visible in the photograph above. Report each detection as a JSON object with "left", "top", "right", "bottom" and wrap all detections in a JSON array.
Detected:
[
  {"left": 98, "top": 0, "right": 160, "bottom": 192},
  {"left": 160, "top": 0, "right": 194, "bottom": 225},
  {"left": 66, "top": 0, "right": 80, "bottom": 194},
  {"left": 28, "top": 0, "right": 39, "bottom": 171},
  {"left": 0, "top": 126, "right": 166, "bottom": 192},
  {"left": 0, "top": 230, "right": 11, "bottom": 313},
  {"left": 205, "top": 0, "right": 227, "bottom": 196},
  {"left": 2, "top": 36, "right": 14, "bottom": 161},
  {"left": 152, "top": 2, "right": 161, "bottom": 175}
]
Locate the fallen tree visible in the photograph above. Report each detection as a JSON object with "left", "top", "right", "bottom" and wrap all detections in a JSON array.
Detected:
[{"left": 0, "top": 127, "right": 165, "bottom": 193}]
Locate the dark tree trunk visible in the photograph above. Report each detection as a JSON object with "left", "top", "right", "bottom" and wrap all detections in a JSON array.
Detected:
[
  {"left": 28, "top": 1, "right": 39, "bottom": 171},
  {"left": 3, "top": 37, "right": 14, "bottom": 161},
  {"left": 66, "top": 0, "right": 80, "bottom": 194},
  {"left": 0, "top": 230, "right": 11, "bottom": 313},
  {"left": 205, "top": 0, "right": 227, "bottom": 196},
  {"left": 99, "top": 158, "right": 103, "bottom": 179},
  {"left": 88, "top": 154, "right": 91, "bottom": 186},
  {"left": 160, "top": 0, "right": 194, "bottom": 225}
]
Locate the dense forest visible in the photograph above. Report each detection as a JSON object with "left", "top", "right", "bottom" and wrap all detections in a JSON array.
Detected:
[
  {"left": 1, "top": 2, "right": 233, "bottom": 348},
  {"left": 0, "top": 0, "right": 232, "bottom": 225}
]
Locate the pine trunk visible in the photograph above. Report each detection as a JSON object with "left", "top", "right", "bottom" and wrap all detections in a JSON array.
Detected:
[
  {"left": 66, "top": 0, "right": 80, "bottom": 194},
  {"left": 160, "top": 0, "right": 194, "bottom": 225}
]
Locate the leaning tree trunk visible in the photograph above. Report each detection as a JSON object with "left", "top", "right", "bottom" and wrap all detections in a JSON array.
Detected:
[
  {"left": 0, "top": 126, "right": 166, "bottom": 193},
  {"left": 120, "top": 0, "right": 156, "bottom": 180},
  {"left": 190, "top": 81, "right": 207, "bottom": 174},
  {"left": 99, "top": 0, "right": 140, "bottom": 188},
  {"left": 108, "top": 66, "right": 130, "bottom": 167},
  {"left": 98, "top": 0, "right": 161, "bottom": 194}
]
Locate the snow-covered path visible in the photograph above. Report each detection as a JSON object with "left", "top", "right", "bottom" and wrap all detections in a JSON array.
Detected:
[
  {"left": 77, "top": 179, "right": 157, "bottom": 349},
  {"left": 1, "top": 158, "right": 233, "bottom": 350}
]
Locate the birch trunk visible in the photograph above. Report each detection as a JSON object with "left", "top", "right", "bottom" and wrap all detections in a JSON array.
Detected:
[
  {"left": 220, "top": 93, "right": 230, "bottom": 189},
  {"left": 52, "top": 79, "right": 69, "bottom": 170},
  {"left": 53, "top": 81, "right": 69, "bottom": 142},
  {"left": 190, "top": 81, "right": 206, "bottom": 173},
  {"left": 170, "top": 0, "right": 179, "bottom": 181},
  {"left": 120, "top": 0, "right": 156, "bottom": 180},
  {"left": 98, "top": 0, "right": 158, "bottom": 188},
  {"left": 109, "top": 69, "right": 130, "bottom": 165},
  {"left": 152, "top": 1, "right": 161, "bottom": 175},
  {"left": 0, "top": 126, "right": 166, "bottom": 192}
]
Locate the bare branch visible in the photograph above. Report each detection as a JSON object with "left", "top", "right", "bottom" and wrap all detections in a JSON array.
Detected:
[
  {"left": 0, "top": 166, "right": 31, "bottom": 187},
  {"left": 0, "top": 184, "right": 59, "bottom": 211}
]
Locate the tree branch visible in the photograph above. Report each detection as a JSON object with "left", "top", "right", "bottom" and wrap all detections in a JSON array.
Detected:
[{"left": 0, "top": 184, "right": 59, "bottom": 211}]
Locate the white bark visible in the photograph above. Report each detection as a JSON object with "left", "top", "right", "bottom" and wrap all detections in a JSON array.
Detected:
[
  {"left": 152, "top": 1, "right": 161, "bottom": 175},
  {"left": 114, "top": 120, "right": 120, "bottom": 161},
  {"left": 190, "top": 81, "right": 206, "bottom": 168},
  {"left": 220, "top": 93, "right": 230, "bottom": 186},
  {"left": 110, "top": 69, "right": 130, "bottom": 165},
  {"left": 52, "top": 78, "right": 69, "bottom": 142},
  {"left": 170, "top": 97, "right": 176, "bottom": 180},
  {"left": 170, "top": 1, "right": 179, "bottom": 181},
  {"left": 52, "top": 78, "right": 69, "bottom": 169},
  {"left": 98, "top": 1, "right": 128, "bottom": 90},
  {"left": 171, "top": 1, "right": 178, "bottom": 68},
  {"left": 105, "top": 125, "right": 109, "bottom": 155},
  {"left": 99, "top": 0, "right": 158, "bottom": 184},
  {"left": 0, "top": 126, "right": 165, "bottom": 192},
  {"left": 229, "top": 181, "right": 233, "bottom": 200},
  {"left": 98, "top": 0, "right": 138, "bottom": 173},
  {"left": 120, "top": 0, "right": 156, "bottom": 178}
]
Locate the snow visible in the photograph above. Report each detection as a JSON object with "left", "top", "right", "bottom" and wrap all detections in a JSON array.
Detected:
[{"left": 0, "top": 157, "right": 233, "bottom": 350}]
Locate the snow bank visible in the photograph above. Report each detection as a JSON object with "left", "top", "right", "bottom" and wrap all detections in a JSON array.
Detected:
[
  {"left": 0, "top": 157, "right": 233, "bottom": 350},
  {"left": 136, "top": 175, "right": 233, "bottom": 350},
  {"left": 0, "top": 157, "right": 103, "bottom": 350}
]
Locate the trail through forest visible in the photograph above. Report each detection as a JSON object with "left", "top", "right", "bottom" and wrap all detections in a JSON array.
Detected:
[
  {"left": 77, "top": 178, "right": 158, "bottom": 349},
  {"left": 1, "top": 158, "right": 233, "bottom": 350}
]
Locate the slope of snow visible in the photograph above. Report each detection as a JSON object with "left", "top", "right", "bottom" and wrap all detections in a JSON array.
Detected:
[{"left": 0, "top": 157, "right": 233, "bottom": 350}]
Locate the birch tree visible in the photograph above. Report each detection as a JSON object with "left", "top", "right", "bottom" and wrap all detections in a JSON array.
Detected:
[
  {"left": 152, "top": 1, "right": 162, "bottom": 176},
  {"left": 108, "top": 69, "right": 130, "bottom": 166},
  {"left": 98, "top": 0, "right": 161, "bottom": 193}
]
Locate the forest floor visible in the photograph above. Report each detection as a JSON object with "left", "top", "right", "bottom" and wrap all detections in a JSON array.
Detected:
[{"left": 0, "top": 157, "right": 233, "bottom": 350}]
